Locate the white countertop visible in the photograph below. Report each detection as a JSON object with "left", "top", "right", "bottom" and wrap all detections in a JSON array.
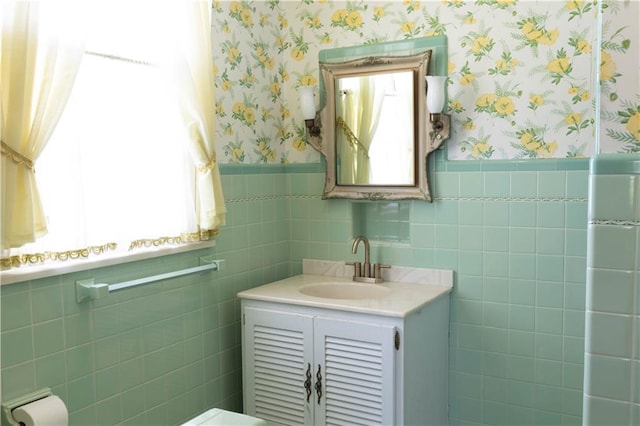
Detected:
[{"left": 237, "top": 273, "right": 452, "bottom": 318}]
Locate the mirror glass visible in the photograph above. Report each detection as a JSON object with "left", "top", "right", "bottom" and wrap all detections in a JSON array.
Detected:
[{"left": 335, "top": 70, "right": 414, "bottom": 186}]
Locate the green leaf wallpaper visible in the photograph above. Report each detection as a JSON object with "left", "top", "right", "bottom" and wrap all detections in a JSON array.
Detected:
[{"left": 211, "top": 0, "right": 638, "bottom": 163}]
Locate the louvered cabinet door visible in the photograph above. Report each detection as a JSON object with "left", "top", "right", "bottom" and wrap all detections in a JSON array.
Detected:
[
  {"left": 313, "top": 318, "right": 396, "bottom": 426},
  {"left": 243, "top": 307, "right": 315, "bottom": 425}
]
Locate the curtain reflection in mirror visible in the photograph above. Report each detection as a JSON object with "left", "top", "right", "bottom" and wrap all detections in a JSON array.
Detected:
[{"left": 335, "top": 71, "right": 414, "bottom": 186}]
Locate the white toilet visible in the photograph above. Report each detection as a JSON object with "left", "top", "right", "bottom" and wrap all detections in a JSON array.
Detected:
[{"left": 182, "top": 408, "right": 267, "bottom": 426}]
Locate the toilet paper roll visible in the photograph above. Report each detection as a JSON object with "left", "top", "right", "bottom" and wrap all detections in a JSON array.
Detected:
[{"left": 12, "top": 395, "right": 68, "bottom": 426}]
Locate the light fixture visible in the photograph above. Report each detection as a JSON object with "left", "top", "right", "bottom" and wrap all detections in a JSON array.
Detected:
[
  {"left": 298, "top": 86, "right": 321, "bottom": 138},
  {"left": 425, "top": 75, "right": 451, "bottom": 145}
]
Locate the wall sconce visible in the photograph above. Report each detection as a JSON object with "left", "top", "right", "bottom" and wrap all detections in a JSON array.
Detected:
[
  {"left": 298, "top": 86, "right": 321, "bottom": 138},
  {"left": 425, "top": 75, "right": 451, "bottom": 147}
]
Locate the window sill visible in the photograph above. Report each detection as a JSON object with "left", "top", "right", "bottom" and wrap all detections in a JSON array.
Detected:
[{"left": 0, "top": 240, "right": 216, "bottom": 286}]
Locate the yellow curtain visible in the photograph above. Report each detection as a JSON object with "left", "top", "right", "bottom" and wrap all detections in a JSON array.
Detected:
[
  {"left": 1, "top": 1, "right": 86, "bottom": 250},
  {"left": 163, "top": 0, "right": 226, "bottom": 230}
]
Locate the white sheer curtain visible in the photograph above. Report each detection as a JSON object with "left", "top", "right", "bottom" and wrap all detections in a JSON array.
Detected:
[
  {"left": 1, "top": 1, "right": 226, "bottom": 269},
  {"left": 0, "top": 1, "right": 86, "bottom": 250},
  {"left": 163, "top": 1, "right": 226, "bottom": 231},
  {"left": 354, "top": 75, "right": 384, "bottom": 184}
]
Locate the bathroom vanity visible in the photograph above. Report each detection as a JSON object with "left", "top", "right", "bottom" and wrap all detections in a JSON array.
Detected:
[{"left": 238, "top": 261, "right": 453, "bottom": 425}]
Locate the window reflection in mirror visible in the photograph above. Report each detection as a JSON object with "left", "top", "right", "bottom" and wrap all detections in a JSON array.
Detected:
[{"left": 335, "top": 71, "right": 414, "bottom": 186}]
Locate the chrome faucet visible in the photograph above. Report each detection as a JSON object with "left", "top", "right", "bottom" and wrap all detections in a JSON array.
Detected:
[{"left": 348, "top": 236, "right": 390, "bottom": 283}]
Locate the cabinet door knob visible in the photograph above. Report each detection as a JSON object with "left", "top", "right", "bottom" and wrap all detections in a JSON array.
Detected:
[
  {"left": 315, "top": 364, "right": 323, "bottom": 404},
  {"left": 304, "top": 363, "right": 312, "bottom": 403}
]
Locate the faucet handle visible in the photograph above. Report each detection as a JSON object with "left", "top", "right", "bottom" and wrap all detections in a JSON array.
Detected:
[
  {"left": 374, "top": 264, "right": 391, "bottom": 280},
  {"left": 346, "top": 261, "right": 362, "bottom": 278}
]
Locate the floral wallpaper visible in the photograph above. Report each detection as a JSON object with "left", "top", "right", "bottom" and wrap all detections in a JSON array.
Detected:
[{"left": 211, "top": 0, "right": 639, "bottom": 163}]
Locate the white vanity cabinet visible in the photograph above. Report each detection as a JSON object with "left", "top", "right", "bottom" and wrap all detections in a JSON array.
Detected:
[{"left": 239, "top": 274, "right": 451, "bottom": 426}]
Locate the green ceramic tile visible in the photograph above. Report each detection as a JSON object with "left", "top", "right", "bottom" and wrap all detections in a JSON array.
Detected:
[
  {"left": 458, "top": 372, "right": 482, "bottom": 398},
  {"left": 484, "top": 278, "right": 508, "bottom": 303},
  {"left": 2, "top": 328, "right": 34, "bottom": 367},
  {"left": 590, "top": 175, "right": 637, "bottom": 221},
  {"left": 536, "top": 281, "right": 564, "bottom": 308},
  {"left": 1, "top": 289, "right": 32, "bottom": 331},
  {"left": 586, "top": 354, "right": 632, "bottom": 401},
  {"left": 509, "top": 279, "right": 536, "bottom": 305},
  {"left": 458, "top": 324, "right": 483, "bottom": 350},
  {"left": 435, "top": 171, "right": 460, "bottom": 197},
  {"left": 459, "top": 172, "right": 484, "bottom": 197},
  {"left": 536, "top": 359, "right": 563, "bottom": 386},
  {"left": 434, "top": 200, "right": 459, "bottom": 225},
  {"left": 456, "top": 300, "right": 483, "bottom": 325},
  {"left": 35, "top": 352, "right": 66, "bottom": 388},
  {"left": 484, "top": 172, "right": 510, "bottom": 198},
  {"left": 506, "top": 355, "right": 535, "bottom": 382},
  {"left": 535, "top": 307, "right": 563, "bottom": 334},
  {"left": 537, "top": 255, "right": 564, "bottom": 282},
  {"left": 483, "top": 201, "right": 510, "bottom": 226},
  {"left": 121, "top": 386, "right": 145, "bottom": 420},
  {"left": 483, "top": 303, "right": 508, "bottom": 328},
  {"left": 510, "top": 201, "right": 537, "bottom": 227},
  {"left": 510, "top": 228, "right": 536, "bottom": 253},
  {"left": 435, "top": 225, "right": 458, "bottom": 249},
  {"left": 482, "top": 327, "right": 507, "bottom": 353},
  {"left": 588, "top": 225, "right": 636, "bottom": 270},
  {"left": 564, "top": 309, "right": 585, "bottom": 338},
  {"left": 459, "top": 225, "right": 483, "bottom": 250},
  {"left": 509, "top": 306, "right": 535, "bottom": 331},
  {"left": 483, "top": 252, "right": 508, "bottom": 278},
  {"left": 538, "top": 171, "right": 566, "bottom": 198},
  {"left": 565, "top": 202, "right": 587, "bottom": 229},
  {"left": 456, "top": 275, "right": 483, "bottom": 301},
  {"left": 68, "top": 406, "right": 96, "bottom": 426},
  {"left": 66, "top": 375, "right": 96, "bottom": 412},
  {"left": 565, "top": 256, "right": 587, "bottom": 283},
  {"left": 483, "top": 226, "right": 509, "bottom": 252},
  {"left": 535, "top": 333, "right": 563, "bottom": 360},
  {"left": 510, "top": 171, "right": 537, "bottom": 198},
  {"left": 566, "top": 170, "right": 589, "bottom": 199},
  {"left": 66, "top": 343, "right": 94, "bottom": 380},
  {"left": 508, "top": 330, "right": 534, "bottom": 356},
  {"left": 587, "top": 312, "right": 633, "bottom": 357},
  {"left": 33, "top": 319, "right": 65, "bottom": 357},
  {"left": 459, "top": 200, "right": 484, "bottom": 225},
  {"left": 564, "top": 283, "right": 586, "bottom": 311},
  {"left": 96, "top": 396, "right": 122, "bottom": 426},
  {"left": 538, "top": 203, "right": 566, "bottom": 228},
  {"left": 563, "top": 337, "right": 585, "bottom": 363},
  {"left": 458, "top": 349, "right": 482, "bottom": 374},
  {"left": 509, "top": 254, "right": 536, "bottom": 279},
  {"left": 95, "top": 365, "right": 120, "bottom": 400},
  {"left": 31, "top": 285, "right": 63, "bottom": 324},
  {"left": 562, "top": 362, "right": 584, "bottom": 390},
  {"left": 1, "top": 362, "right": 36, "bottom": 400},
  {"left": 536, "top": 228, "right": 565, "bottom": 255},
  {"left": 94, "top": 336, "right": 120, "bottom": 370},
  {"left": 458, "top": 251, "right": 483, "bottom": 275},
  {"left": 565, "top": 229, "right": 587, "bottom": 256}
]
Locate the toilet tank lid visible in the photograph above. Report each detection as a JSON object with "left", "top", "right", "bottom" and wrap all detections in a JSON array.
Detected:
[{"left": 182, "top": 408, "right": 267, "bottom": 426}]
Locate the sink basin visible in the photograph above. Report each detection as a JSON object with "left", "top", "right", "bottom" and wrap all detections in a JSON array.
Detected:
[{"left": 299, "top": 282, "right": 392, "bottom": 300}]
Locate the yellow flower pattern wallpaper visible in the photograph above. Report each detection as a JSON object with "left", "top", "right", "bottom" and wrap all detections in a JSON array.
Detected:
[{"left": 211, "top": 0, "right": 638, "bottom": 163}]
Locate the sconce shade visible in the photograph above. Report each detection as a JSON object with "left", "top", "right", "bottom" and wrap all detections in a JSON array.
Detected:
[
  {"left": 298, "top": 86, "right": 316, "bottom": 120},
  {"left": 425, "top": 76, "right": 446, "bottom": 114}
]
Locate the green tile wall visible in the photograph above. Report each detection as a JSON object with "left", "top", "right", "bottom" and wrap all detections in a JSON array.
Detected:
[
  {"left": 584, "top": 154, "right": 640, "bottom": 426},
  {"left": 286, "top": 154, "right": 589, "bottom": 425},
  {"left": 1, "top": 159, "right": 589, "bottom": 425}
]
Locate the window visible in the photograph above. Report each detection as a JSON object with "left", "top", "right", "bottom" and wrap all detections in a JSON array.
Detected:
[{"left": 1, "top": 1, "right": 225, "bottom": 270}]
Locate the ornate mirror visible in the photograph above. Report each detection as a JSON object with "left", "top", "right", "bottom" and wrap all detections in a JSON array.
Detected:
[{"left": 305, "top": 36, "right": 449, "bottom": 202}]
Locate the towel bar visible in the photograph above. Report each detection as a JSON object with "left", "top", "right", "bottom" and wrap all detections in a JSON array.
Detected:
[{"left": 75, "top": 258, "right": 223, "bottom": 303}]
